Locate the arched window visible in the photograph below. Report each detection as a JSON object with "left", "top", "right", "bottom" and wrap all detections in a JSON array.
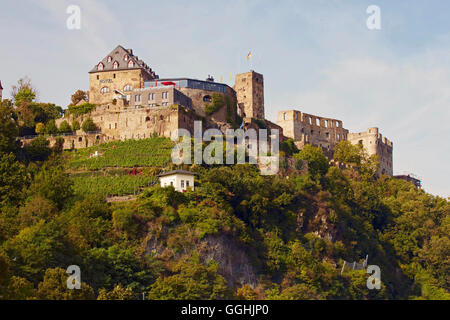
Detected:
[
  {"left": 123, "top": 84, "right": 132, "bottom": 92},
  {"left": 107, "top": 56, "right": 112, "bottom": 63},
  {"left": 128, "top": 60, "right": 135, "bottom": 68},
  {"left": 145, "top": 116, "right": 150, "bottom": 122},
  {"left": 100, "top": 87, "right": 110, "bottom": 94},
  {"left": 203, "top": 95, "right": 212, "bottom": 103},
  {"left": 97, "top": 62, "right": 104, "bottom": 71},
  {"left": 123, "top": 54, "right": 129, "bottom": 61},
  {"left": 113, "top": 61, "right": 119, "bottom": 69}
]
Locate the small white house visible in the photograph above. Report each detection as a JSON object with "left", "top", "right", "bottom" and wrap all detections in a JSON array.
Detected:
[{"left": 158, "top": 170, "right": 197, "bottom": 192}]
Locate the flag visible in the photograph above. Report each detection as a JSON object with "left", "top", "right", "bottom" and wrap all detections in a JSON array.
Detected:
[{"left": 246, "top": 51, "right": 252, "bottom": 60}]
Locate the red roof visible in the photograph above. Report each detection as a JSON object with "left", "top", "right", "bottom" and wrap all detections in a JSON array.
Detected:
[{"left": 161, "top": 81, "right": 176, "bottom": 86}]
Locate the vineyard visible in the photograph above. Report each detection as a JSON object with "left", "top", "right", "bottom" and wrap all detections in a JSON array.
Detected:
[
  {"left": 71, "top": 170, "right": 158, "bottom": 197},
  {"left": 66, "top": 137, "right": 174, "bottom": 170}
]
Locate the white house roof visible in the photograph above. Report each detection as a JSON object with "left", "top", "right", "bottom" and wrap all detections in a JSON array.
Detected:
[{"left": 157, "top": 170, "right": 198, "bottom": 177}]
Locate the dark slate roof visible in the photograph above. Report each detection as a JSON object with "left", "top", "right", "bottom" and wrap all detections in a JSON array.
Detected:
[
  {"left": 157, "top": 170, "right": 198, "bottom": 177},
  {"left": 89, "top": 45, "right": 158, "bottom": 79}
]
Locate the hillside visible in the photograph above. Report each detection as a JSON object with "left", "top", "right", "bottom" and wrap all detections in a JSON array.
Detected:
[{"left": 0, "top": 133, "right": 448, "bottom": 300}]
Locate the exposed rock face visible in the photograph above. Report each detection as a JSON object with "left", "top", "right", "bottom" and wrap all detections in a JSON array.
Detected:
[
  {"left": 197, "top": 235, "right": 258, "bottom": 288},
  {"left": 144, "top": 232, "right": 258, "bottom": 288}
]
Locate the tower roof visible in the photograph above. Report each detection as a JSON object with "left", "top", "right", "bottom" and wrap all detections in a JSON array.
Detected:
[{"left": 89, "top": 45, "right": 158, "bottom": 79}]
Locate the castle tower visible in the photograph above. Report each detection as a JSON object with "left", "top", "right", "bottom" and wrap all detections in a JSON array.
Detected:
[
  {"left": 0, "top": 80, "right": 3, "bottom": 101},
  {"left": 347, "top": 127, "right": 393, "bottom": 176},
  {"left": 89, "top": 45, "right": 158, "bottom": 105},
  {"left": 234, "top": 70, "right": 264, "bottom": 119}
]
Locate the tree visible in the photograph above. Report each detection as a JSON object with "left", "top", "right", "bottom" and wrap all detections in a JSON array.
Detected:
[
  {"left": 44, "top": 119, "right": 58, "bottom": 135},
  {"left": 35, "top": 122, "right": 45, "bottom": 135},
  {"left": 0, "top": 102, "right": 19, "bottom": 154},
  {"left": 4, "top": 276, "right": 37, "bottom": 300},
  {"left": 58, "top": 120, "right": 72, "bottom": 134},
  {"left": 37, "top": 268, "right": 95, "bottom": 300},
  {"left": 12, "top": 77, "right": 37, "bottom": 106},
  {"left": 97, "top": 285, "right": 135, "bottom": 300},
  {"left": 0, "top": 153, "right": 28, "bottom": 206},
  {"left": 24, "top": 135, "right": 52, "bottom": 162},
  {"left": 72, "top": 119, "right": 80, "bottom": 131},
  {"left": 29, "top": 161, "right": 73, "bottom": 209},
  {"left": 71, "top": 90, "right": 88, "bottom": 105},
  {"left": 294, "top": 144, "right": 329, "bottom": 179},
  {"left": 147, "top": 258, "right": 229, "bottom": 300},
  {"left": 18, "top": 195, "right": 58, "bottom": 228},
  {"left": 81, "top": 118, "right": 97, "bottom": 133}
]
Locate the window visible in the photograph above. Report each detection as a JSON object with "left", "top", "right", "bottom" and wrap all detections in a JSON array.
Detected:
[
  {"left": 100, "top": 87, "right": 110, "bottom": 94},
  {"left": 145, "top": 116, "right": 150, "bottom": 122},
  {"left": 113, "top": 61, "right": 119, "bottom": 69},
  {"left": 97, "top": 75, "right": 100, "bottom": 80},
  {"left": 123, "top": 84, "right": 132, "bottom": 92},
  {"left": 203, "top": 95, "right": 212, "bottom": 103},
  {"left": 107, "top": 56, "right": 112, "bottom": 63},
  {"left": 128, "top": 60, "right": 135, "bottom": 68},
  {"left": 123, "top": 54, "right": 129, "bottom": 61},
  {"left": 283, "top": 112, "right": 286, "bottom": 120},
  {"left": 149, "top": 93, "right": 155, "bottom": 100},
  {"left": 135, "top": 94, "right": 141, "bottom": 102},
  {"left": 162, "top": 102, "right": 169, "bottom": 106},
  {"left": 97, "top": 62, "right": 104, "bottom": 71},
  {"left": 113, "top": 74, "right": 116, "bottom": 79},
  {"left": 181, "top": 180, "right": 185, "bottom": 189},
  {"left": 186, "top": 180, "right": 190, "bottom": 188},
  {"left": 162, "top": 92, "right": 169, "bottom": 100}
]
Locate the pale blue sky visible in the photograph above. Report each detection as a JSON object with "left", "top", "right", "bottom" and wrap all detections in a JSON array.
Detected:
[{"left": 0, "top": 0, "right": 448, "bottom": 196}]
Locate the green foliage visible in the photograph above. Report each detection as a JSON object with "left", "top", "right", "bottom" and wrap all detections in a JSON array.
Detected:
[
  {"left": 280, "top": 139, "right": 299, "bottom": 157},
  {"left": 294, "top": 144, "right": 329, "bottom": 179},
  {"left": 148, "top": 258, "right": 229, "bottom": 300},
  {"left": 67, "top": 137, "right": 174, "bottom": 170},
  {"left": 37, "top": 267, "right": 95, "bottom": 300},
  {"left": 71, "top": 171, "right": 157, "bottom": 198},
  {"left": 97, "top": 285, "right": 136, "bottom": 300},
  {"left": 29, "top": 160, "right": 74, "bottom": 209},
  {"left": 81, "top": 117, "right": 97, "bottom": 133},
  {"left": 0, "top": 153, "right": 28, "bottom": 206},
  {"left": 0, "top": 102, "right": 19, "bottom": 154},
  {"left": 72, "top": 119, "right": 80, "bottom": 131},
  {"left": 205, "top": 93, "right": 225, "bottom": 115},
  {"left": 253, "top": 118, "right": 267, "bottom": 129},
  {"left": 58, "top": 120, "right": 72, "bottom": 134},
  {"left": 44, "top": 119, "right": 58, "bottom": 134},
  {"left": 24, "top": 135, "right": 52, "bottom": 161},
  {"left": 69, "top": 103, "right": 97, "bottom": 117}
]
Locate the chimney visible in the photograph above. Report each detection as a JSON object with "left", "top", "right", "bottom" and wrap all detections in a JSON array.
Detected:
[{"left": 127, "top": 49, "right": 133, "bottom": 55}]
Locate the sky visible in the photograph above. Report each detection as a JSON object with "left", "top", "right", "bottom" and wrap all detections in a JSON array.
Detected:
[{"left": 0, "top": 0, "right": 448, "bottom": 197}]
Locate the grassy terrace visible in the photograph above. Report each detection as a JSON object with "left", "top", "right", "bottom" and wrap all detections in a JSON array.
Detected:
[
  {"left": 66, "top": 137, "right": 174, "bottom": 170},
  {"left": 71, "top": 170, "right": 158, "bottom": 198}
]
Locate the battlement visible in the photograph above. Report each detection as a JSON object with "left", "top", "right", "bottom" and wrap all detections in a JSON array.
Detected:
[
  {"left": 348, "top": 127, "right": 393, "bottom": 149},
  {"left": 277, "top": 110, "right": 349, "bottom": 151}
]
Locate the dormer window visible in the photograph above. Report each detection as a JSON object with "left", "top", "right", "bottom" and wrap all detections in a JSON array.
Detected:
[
  {"left": 128, "top": 60, "right": 135, "bottom": 68},
  {"left": 123, "top": 84, "right": 132, "bottom": 92},
  {"left": 107, "top": 56, "right": 113, "bottom": 63},
  {"left": 113, "top": 61, "right": 119, "bottom": 69},
  {"left": 97, "top": 62, "right": 104, "bottom": 71},
  {"left": 123, "top": 54, "right": 129, "bottom": 61}
]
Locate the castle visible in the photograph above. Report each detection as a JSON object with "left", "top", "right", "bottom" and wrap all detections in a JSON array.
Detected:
[{"left": 18, "top": 45, "right": 393, "bottom": 176}]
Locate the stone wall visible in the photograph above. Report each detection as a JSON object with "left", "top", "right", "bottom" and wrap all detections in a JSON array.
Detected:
[
  {"left": 89, "top": 69, "right": 151, "bottom": 105},
  {"left": 234, "top": 70, "right": 264, "bottom": 119},
  {"left": 277, "top": 110, "right": 348, "bottom": 151},
  {"left": 348, "top": 127, "right": 393, "bottom": 176}
]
